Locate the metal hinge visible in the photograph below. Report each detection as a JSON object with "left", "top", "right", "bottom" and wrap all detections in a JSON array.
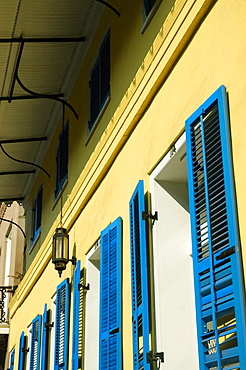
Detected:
[
  {"left": 147, "top": 351, "right": 164, "bottom": 364},
  {"left": 216, "top": 246, "right": 235, "bottom": 261},
  {"left": 142, "top": 211, "right": 158, "bottom": 221}
]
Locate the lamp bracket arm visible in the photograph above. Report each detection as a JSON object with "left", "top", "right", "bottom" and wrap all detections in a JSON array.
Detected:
[{"left": 69, "top": 256, "right": 77, "bottom": 265}]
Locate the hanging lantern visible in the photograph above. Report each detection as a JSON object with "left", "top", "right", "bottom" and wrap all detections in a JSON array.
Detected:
[{"left": 52, "top": 227, "right": 69, "bottom": 277}]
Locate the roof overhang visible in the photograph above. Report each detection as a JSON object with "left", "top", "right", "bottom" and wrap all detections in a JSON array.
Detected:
[{"left": 0, "top": 0, "right": 105, "bottom": 205}]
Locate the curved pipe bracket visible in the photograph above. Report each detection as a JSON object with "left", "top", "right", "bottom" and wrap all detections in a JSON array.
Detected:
[
  {"left": 6, "top": 36, "right": 81, "bottom": 119},
  {"left": 0, "top": 143, "right": 50, "bottom": 178},
  {"left": 96, "top": 0, "right": 120, "bottom": 16},
  {"left": 0, "top": 217, "right": 26, "bottom": 238}
]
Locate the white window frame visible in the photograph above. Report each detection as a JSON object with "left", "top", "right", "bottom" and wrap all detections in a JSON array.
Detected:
[
  {"left": 84, "top": 239, "right": 100, "bottom": 370},
  {"left": 49, "top": 294, "right": 56, "bottom": 370},
  {"left": 150, "top": 132, "right": 199, "bottom": 368}
]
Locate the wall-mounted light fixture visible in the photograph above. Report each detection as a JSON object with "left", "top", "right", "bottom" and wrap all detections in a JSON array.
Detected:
[
  {"left": 52, "top": 104, "right": 76, "bottom": 277},
  {"left": 52, "top": 227, "right": 76, "bottom": 277}
]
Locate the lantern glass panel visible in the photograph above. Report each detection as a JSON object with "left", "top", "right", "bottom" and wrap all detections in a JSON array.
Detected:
[{"left": 52, "top": 228, "right": 69, "bottom": 263}]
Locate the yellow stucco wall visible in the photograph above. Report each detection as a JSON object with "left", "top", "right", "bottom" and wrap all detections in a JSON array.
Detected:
[{"left": 8, "top": 0, "right": 246, "bottom": 368}]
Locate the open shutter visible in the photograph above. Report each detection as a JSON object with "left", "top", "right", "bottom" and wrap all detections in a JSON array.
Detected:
[
  {"left": 41, "top": 304, "right": 49, "bottom": 370},
  {"left": 9, "top": 348, "right": 15, "bottom": 370},
  {"left": 186, "top": 85, "right": 246, "bottom": 369},
  {"left": 72, "top": 260, "right": 80, "bottom": 370},
  {"left": 99, "top": 217, "right": 122, "bottom": 370},
  {"left": 30, "top": 315, "right": 42, "bottom": 370},
  {"left": 18, "top": 332, "right": 26, "bottom": 370},
  {"left": 129, "top": 181, "right": 150, "bottom": 370},
  {"left": 55, "top": 278, "right": 70, "bottom": 370}
]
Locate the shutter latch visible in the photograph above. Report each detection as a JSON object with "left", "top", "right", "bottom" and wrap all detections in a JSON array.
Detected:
[
  {"left": 110, "top": 327, "right": 120, "bottom": 335},
  {"left": 147, "top": 351, "right": 164, "bottom": 364},
  {"left": 45, "top": 321, "right": 54, "bottom": 328},
  {"left": 78, "top": 283, "right": 90, "bottom": 291},
  {"left": 22, "top": 347, "right": 29, "bottom": 353},
  {"left": 142, "top": 211, "right": 158, "bottom": 221},
  {"left": 216, "top": 246, "right": 235, "bottom": 261}
]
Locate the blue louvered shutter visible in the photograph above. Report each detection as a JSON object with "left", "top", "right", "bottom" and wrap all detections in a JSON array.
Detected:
[
  {"left": 18, "top": 331, "right": 25, "bottom": 370},
  {"left": 9, "top": 348, "right": 15, "bottom": 370},
  {"left": 99, "top": 217, "right": 122, "bottom": 370},
  {"left": 41, "top": 304, "right": 49, "bottom": 370},
  {"left": 129, "top": 181, "right": 150, "bottom": 370},
  {"left": 55, "top": 278, "right": 70, "bottom": 370},
  {"left": 30, "top": 315, "right": 42, "bottom": 370},
  {"left": 186, "top": 85, "right": 246, "bottom": 369},
  {"left": 72, "top": 260, "right": 81, "bottom": 370}
]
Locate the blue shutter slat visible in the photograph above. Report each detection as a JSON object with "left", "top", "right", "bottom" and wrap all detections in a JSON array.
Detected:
[
  {"left": 10, "top": 349, "right": 15, "bottom": 370},
  {"left": 18, "top": 331, "right": 25, "bottom": 370},
  {"left": 186, "top": 85, "right": 246, "bottom": 369},
  {"left": 99, "top": 217, "right": 122, "bottom": 370},
  {"left": 30, "top": 315, "right": 42, "bottom": 370},
  {"left": 55, "top": 278, "right": 70, "bottom": 370},
  {"left": 40, "top": 304, "right": 49, "bottom": 370},
  {"left": 72, "top": 260, "right": 81, "bottom": 370},
  {"left": 129, "top": 180, "right": 150, "bottom": 370}
]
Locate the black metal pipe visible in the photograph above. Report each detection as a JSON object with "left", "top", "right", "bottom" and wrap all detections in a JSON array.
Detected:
[
  {"left": 0, "top": 36, "right": 86, "bottom": 43},
  {"left": 0, "top": 94, "right": 64, "bottom": 101},
  {"left": 0, "top": 197, "right": 24, "bottom": 202},
  {"left": 0, "top": 286, "right": 14, "bottom": 290},
  {"left": 96, "top": 0, "right": 120, "bottom": 16},
  {"left": 16, "top": 75, "right": 79, "bottom": 119},
  {"left": 0, "top": 137, "right": 47, "bottom": 144},
  {"left": 4, "top": 36, "right": 79, "bottom": 118},
  {"left": 0, "top": 170, "right": 35, "bottom": 175},
  {"left": 0, "top": 143, "right": 50, "bottom": 178},
  {"left": 0, "top": 217, "right": 26, "bottom": 238},
  {"left": 8, "top": 38, "right": 25, "bottom": 102}
]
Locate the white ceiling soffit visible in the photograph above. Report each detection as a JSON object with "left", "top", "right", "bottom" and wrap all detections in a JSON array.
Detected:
[{"left": 0, "top": 0, "right": 105, "bottom": 204}]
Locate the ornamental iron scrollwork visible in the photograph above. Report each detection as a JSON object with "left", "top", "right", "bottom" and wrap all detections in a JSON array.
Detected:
[{"left": 0, "top": 286, "right": 17, "bottom": 324}]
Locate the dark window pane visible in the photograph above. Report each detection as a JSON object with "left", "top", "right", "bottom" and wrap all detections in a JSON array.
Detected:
[
  {"left": 36, "top": 188, "right": 42, "bottom": 231},
  {"left": 100, "top": 35, "right": 110, "bottom": 104},
  {"left": 33, "top": 186, "right": 42, "bottom": 241},
  {"left": 90, "top": 61, "right": 100, "bottom": 124},
  {"left": 143, "top": 0, "right": 157, "bottom": 16},
  {"left": 55, "top": 123, "right": 69, "bottom": 197},
  {"left": 89, "top": 33, "right": 110, "bottom": 130}
]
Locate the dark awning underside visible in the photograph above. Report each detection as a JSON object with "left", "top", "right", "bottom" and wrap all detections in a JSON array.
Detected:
[{"left": 0, "top": 0, "right": 104, "bottom": 204}]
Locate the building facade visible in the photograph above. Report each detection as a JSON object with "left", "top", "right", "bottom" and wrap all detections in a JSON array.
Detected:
[
  {"left": 0, "top": 202, "right": 24, "bottom": 370},
  {"left": 0, "top": 0, "right": 246, "bottom": 369}
]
